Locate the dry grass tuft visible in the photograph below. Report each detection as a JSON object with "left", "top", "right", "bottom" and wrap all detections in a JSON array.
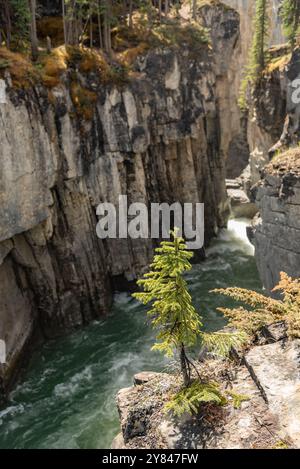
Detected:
[
  {"left": 268, "top": 147, "right": 300, "bottom": 176},
  {"left": 265, "top": 52, "right": 292, "bottom": 75},
  {"left": 0, "top": 47, "right": 39, "bottom": 88},
  {"left": 40, "top": 46, "right": 69, "bottom": 88},
  {"left": 70, "top": 81, "right": 97, "bottom": 120}
]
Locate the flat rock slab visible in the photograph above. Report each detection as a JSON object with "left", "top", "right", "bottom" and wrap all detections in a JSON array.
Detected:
[
  {"left": 114, "top": 364, "right": 280, "bottom": 449},
  {"left": 158, "top": 365, "right": 278, "bottom": 449},
  {"left": 245, "top": 340, "right": 300, "bottom": 447}
]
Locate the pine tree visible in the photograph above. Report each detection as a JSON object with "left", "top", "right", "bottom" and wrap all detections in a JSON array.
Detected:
[
  {"left": 280, "top": 0, "right": 300, "bottom": 48},
  {"left": 28, "top": 0, "right": 38, "bottom": 61},
  {"left": 238, "top": 0, "right": 270, "bottom": 109},
  {"left": 134, "top": 231, "right": 244, "bottom": 387},
  {"left": 133, "top": 231, "right": 201, "bottom": 386},
  {"left": 251, "top": 0, "right": 269, "bottom": 73},
  {"left": 8, "top": 0, "right": 31, "bottom": 48}
]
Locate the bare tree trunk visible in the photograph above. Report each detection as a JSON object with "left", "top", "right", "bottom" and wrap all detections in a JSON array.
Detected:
[
  {"left": 107, "top": 5, "right": 112, "bottom": 53},
  {"left": 129, "top": 0, "right": 133, "bottom": 28},
  {"left": 64, "top": 0, "right": 79, "bottom": 46},
  {"left": 106, "top": 0, "right": 112, "bottom": 55},
  {"left": 293, "top": 1, "right": 300, "bottom": 48},
  {"left": 29, "top": 0, "right": 38, "bottom": 61},
  {"left": 4, "top": 0, "right": 11, "bottom": 49},
  {"left": 90, "top": 2, "right": 93, "bottom": 48},
  {"left": 98, "top": 0, "right": 103, "bottom": 49},
  {"left": 192, "top": 0, "right": 197, "bottom": 20},
  {"left": 62, "top": 0, "right": 67, "bottom": 45},
  {"left": 46, "top": 36, "right": 52, "bottom": 53},
  {"left": 165, "top": 0, "right": 169, "bottom": 17},
  {"left": 158, "top": 0, "right": 162, "bottom": 22},
  {"left": 103, "top": 0, "right": 111, "bottom": 55}
]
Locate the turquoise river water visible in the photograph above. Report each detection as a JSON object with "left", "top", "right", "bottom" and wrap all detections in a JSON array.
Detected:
[{"left": 0, "top": 219, "right": 261, "bottom": 449}]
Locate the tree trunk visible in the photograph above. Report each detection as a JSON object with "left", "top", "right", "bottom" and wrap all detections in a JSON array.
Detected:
[
  {"left": 180, "top": 344, "right": 190, "bottom": 387},
  {"left": 293, "top": 0, "right": 300, "bottom": 48},
  {"left": 98, "top": 0, "right": 103, "bottom": 49},
  {"left": 4, "top": 0, "right": 11, "bottom": 49},
  {"left": 29, "top": 0, "right": 38, "bottom": 61},
  {"left": 192, "top": 0, "right": 197, "bottom": 20},
  {"left": 103, "top": 0, "right": 111, "bottom": 55},
  {"left": 62, "top": 0, "right": 67, "bottom": 45},
  {"left": 165, "top": 0, "right": 169, "bottom": 17},
  {"left": 46, "top": 36, "right": 52, "bottom": 53},
  {"left": 129, "top": 0, "right": 133, "bottom": 28},
  {"left": 158, "top": 0, "right": 162, "bottom": 22},
  {"left": 64, "top": 0, "right": 79, "bottom": 46},
  {"left": 90, "top": 3, "right": 93, "bottom": 48}
]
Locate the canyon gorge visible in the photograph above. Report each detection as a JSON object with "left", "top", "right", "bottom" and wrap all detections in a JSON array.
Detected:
[{"left": 1, "top": 0, "right": 300, "bottom": 450}]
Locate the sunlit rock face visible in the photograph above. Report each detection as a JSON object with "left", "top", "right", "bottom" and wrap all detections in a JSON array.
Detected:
[
  {"left": 223, "top": 0, "right": 283, "bottom": 47},
  {"left": 221, "top": 0, "right": 284, "bottom": 178}
]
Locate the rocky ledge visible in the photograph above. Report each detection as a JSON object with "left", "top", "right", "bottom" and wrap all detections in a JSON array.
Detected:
[{"left": 113, "top": 329, "right": 300, "bottom": 449}]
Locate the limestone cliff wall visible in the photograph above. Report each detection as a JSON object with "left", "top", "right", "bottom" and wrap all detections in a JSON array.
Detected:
[
  {"left": 253, "top": 167, "right": 300, "bottom": 291},
  {"left": 209, "top": 0, "right": 283, "bottom": 178},
  {"left": 0, "top": 4, "right": 247, "bottom": 394}
]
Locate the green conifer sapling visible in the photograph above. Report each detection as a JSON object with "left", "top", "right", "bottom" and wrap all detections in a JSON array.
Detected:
[{"left": 134, "top": 230, "right": 245, "bottom": 390}]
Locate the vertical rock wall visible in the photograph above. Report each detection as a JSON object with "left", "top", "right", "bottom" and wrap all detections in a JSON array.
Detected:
[{"left": 0, "top": 2, "right": 246, "bottom": 394}]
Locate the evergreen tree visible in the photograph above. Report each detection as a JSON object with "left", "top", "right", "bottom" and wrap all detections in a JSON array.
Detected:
[
  {"left": 280, "top": 0, "right": 300, "bottom": 48},
  {"left": 133, "top": 231, "right": 201, "bottom": 386},
  {"left": 251, "top": 0, "right": 269, "bottom": 73},
  {"left": 134, "top": 231, "right": 244, "bottom": 387},
  {"left": 9, "top": 0, "right": 31, "bottom": 47},
  {"left": 28, "top": 0, "right": 38, "bottom": 61},
  {"left": 238, "top": 0, "right": 270, "bottom": 109}
]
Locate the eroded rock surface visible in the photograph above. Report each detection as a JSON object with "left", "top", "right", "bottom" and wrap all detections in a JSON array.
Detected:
[
  {"left": 113, "top": 362, "right": 283, "bottom": 449},
  {"left": 252, "top": 157, "right": 300, "bottom": 291},
  {"left": 245, "top": 340, "right": 300, "bottom": 447}
]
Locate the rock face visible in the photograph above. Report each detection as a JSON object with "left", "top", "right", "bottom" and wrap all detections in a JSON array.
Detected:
[
  {"left": 114, "top": 337, "right": 300, "bottom": 449},
  {"left": 0, "top": 4, "right": 246, "bottom": 395},
  {"left": 113, "top": 363, "right": 282, "bottom": 449},
  {"left": 222, "top": 0, "right": 283, "bottom": 178},
  {"left": 245, "top": 340, "right": 300, "bottom": 447},
  {"left": 252, "top": 155, "right": 300, "bottom": 291},
  {"left": 226, "top": 179, "right": 258, "bottom": 218},
  {"left": 250, "top": 49, "right": 300, "bottom": 291}
]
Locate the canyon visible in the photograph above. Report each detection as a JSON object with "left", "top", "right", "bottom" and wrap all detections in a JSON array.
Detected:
[{"left": 0, "top": 0, "right": 300, "bottom": 441}]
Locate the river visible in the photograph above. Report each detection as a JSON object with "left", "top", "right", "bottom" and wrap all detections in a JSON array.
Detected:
[{"left": 0, "top": 219, "right": 261, "bottom": 449}]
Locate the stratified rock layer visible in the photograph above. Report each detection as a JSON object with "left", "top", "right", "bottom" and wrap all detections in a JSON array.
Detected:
[{"left": 252, "top": 150, "right": 300, "bottom": 291}]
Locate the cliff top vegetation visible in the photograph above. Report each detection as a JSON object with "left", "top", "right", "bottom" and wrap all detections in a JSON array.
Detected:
[
  {"left": 266, "top": 147, "right": 300, "bottom": 176},
  {"left": 0, "top": 1, "right": 209, "bottom": 90}
]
